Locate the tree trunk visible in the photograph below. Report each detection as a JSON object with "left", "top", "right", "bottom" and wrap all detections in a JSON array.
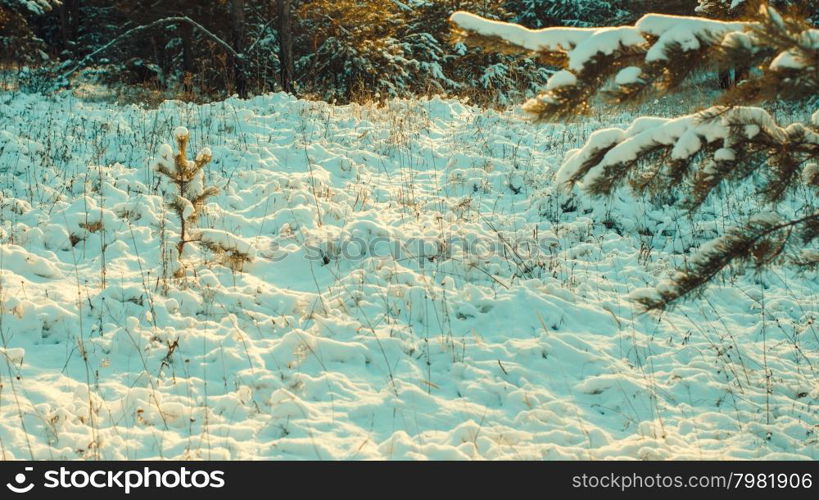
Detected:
[
  {"left": 60, "top": 0, "right": 80, "bottom": 51},
  {"left": 278, "top": 0, "right": 294, "bottom": 94},
  {"left": 69, "top": 0, "right": 80, "bottom": 40},
  {"left": 718, "top": 70, "right": 732, "bottom": 90},
  {"left": 231, "top": 0, "right": 247, "bottom": 97},
  {"left": 179, "top": 23, "right": 193, "bottom": 73},
  {"left": 736, "top": 66, "right": 750, "bottom": 84},
  {"left": 150, "top": 35, "right": 168, "bottom": 89},
  {"left": 180, "top": 21, "right": 194, "bottom": 89},
  {"left": 718, "top": 67, "right": 750, "bottom": 90}
]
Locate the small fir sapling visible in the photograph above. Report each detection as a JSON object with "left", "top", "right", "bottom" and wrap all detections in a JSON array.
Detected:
[
  {"left": 153, "top": 127, "right": 217, "bottom": 258},
  {"left": 153, "top": 127, "right": 253, "bottom": 275}
]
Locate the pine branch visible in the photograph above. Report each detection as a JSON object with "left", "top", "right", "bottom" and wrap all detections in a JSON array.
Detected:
[
  {"left": 452, "top": 6, "right": 815, "bottom": 120},
  {"left": 188, "top": 186, "right": 220, "bottom": 222},
  {"left": 449, "top": 27, "right": 536, "bottom": 59},
  {"left": 721, "top": 6, "right": 818, "bottom": 104},
  {"left": 525, "top": 45, "right": 646, "bottom": 121},
  {"left": 560, "top": 104, "right": 819, "bottom": 309},
  {"left": 154, "top": 164, "right": 176, "bottom": 180},
  {"left": 558, "top": 106, "right": 819, "bottom": 206},
  {"left": 636, "top": 212, "right": 819, "bottom": 310}
]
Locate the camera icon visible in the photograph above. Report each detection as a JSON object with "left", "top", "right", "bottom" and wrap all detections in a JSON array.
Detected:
[{"left": 6, "top": 467, "right": 34, "bottom": 494}]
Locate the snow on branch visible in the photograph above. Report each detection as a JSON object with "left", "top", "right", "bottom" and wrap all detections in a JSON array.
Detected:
[
  {"left": 630, "top": 211, "right": 819, "bottom": 310},
  {"left": 731, "top": 6, "right": 819, "bottom": 102},
  {"left": 449, "top": 11, "right": 600, "bottom": 53},
  {"left": 557, "top": 105, "right": 819, "bottom": 200},
  {"left": 558, "top": 105, "right": 819, "bottom": 309},
  {"left": 450, "top": 6, "right": 816, "bottom": 120},
  {"left": 10, "top": 0, "right": 60, "bottom": 16},
  {"left": 196, "top": 229, "right": 256, "bottom": 263},
  {"left": 635, "top": 14, "right": 746, "bottom": 62}
]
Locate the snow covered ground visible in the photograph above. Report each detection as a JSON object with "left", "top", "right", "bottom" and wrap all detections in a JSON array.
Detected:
[{"left": 0, "top": 90, "right": 816, "bottom": 459}]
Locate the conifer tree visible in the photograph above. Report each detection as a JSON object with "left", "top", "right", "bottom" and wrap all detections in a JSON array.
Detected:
[
  {"left": 153, "top": 127, "right": 254, "bottom": 277},
  {"left": 153, "top": 127, "right": 217, "bottom": 276},
  {"left": 405, "top": 0, "right": 550, "bottom": 105},
  {"left": 0, "top": 0, "right": 61, "bottom": 62},
  {"left": 504, "top": 0, "right": 628, "bottom": 28}
]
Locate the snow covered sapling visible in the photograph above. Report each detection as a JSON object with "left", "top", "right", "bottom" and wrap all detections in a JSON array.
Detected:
[
  {"left": 154, "top": 127, "right": 254, "bottom": 275},
  {"left": 154, "top": 126, "right": 218, "bottom": 263}
]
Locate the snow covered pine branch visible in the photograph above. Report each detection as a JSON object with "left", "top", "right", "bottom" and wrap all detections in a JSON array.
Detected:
[
  {"left": 449, "top": 5, "right": 818, "bottom": 121},
  {"left": 558, "top": 106, "right": 819, "bottom": 310},
  {"left": 5, "top": 0, "right": 60, "bottom": 15}
]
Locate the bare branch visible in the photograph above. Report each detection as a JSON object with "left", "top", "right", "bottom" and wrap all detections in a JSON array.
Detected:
[{"left": 60, "top": 16, "right": 241, "bottom": 80}]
